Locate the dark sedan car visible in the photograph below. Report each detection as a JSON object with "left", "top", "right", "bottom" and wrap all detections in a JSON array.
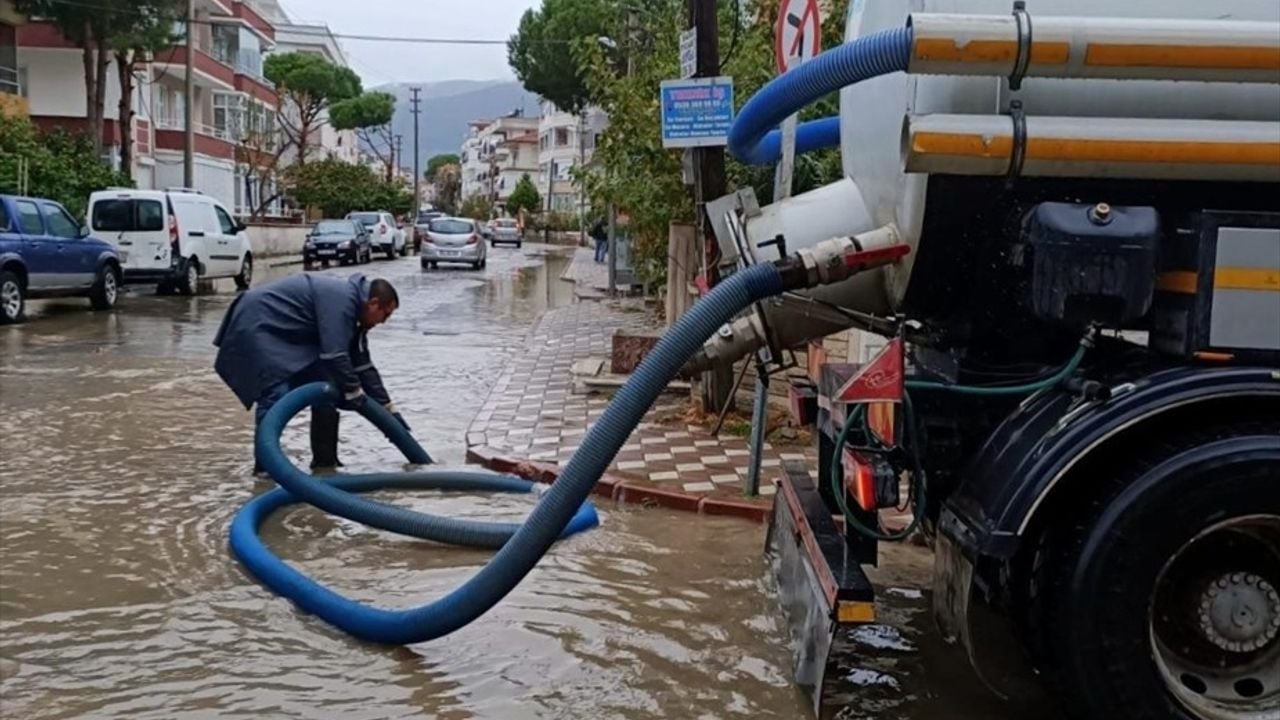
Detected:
[{"left": 304, "top": 219, "right": 372, "bottom": 268}]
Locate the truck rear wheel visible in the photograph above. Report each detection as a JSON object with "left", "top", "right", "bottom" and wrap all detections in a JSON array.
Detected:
[{"left": 1043, "top": 423, "right": 1280, "bottom": 720}]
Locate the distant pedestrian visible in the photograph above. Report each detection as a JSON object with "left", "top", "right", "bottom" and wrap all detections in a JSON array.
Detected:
[{"left": 589, "top": 217, "right": 608, "bottom": 263}]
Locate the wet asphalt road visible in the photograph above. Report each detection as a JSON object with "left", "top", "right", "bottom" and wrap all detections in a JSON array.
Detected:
[{"left": 0, "top": 244, "right": 1030, "bottom": 719}]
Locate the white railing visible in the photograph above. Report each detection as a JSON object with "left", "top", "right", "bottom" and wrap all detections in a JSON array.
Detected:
[{"left": 153, "top": 119, "right": 233, "bottom": 142}]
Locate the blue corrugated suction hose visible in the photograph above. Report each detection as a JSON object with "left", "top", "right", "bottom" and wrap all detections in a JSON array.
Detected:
[
  {"left": 728, "top": 26, "right": 914, "bottom": 165},
  {"left": 228, "top": 262, "right": 786, "bottom": 644}
]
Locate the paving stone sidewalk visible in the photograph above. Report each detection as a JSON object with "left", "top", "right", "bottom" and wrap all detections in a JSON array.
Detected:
[{"left": 465, "top": 250, "right": 819, "bottom": 515}]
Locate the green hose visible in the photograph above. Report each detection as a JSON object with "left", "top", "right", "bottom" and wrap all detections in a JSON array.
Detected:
[
  {"left": 903, "top": 343, "right": 1088, "bottom": 396},
  {"left": 829, "top": 398, "right": 925, "bottom": 542}
]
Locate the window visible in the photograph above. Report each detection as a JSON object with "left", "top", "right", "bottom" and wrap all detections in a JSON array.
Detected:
[
  {"left": 428, "top": 219, "right": 474, "bottom": 234},
  {"left": 156, "top": 87, "right": 185, "bottom": 128},
  {"left": 554, "top": 128, "right": 569, "bottom": 147},
  {"left": 92, "top": 199, "right": 164, "bottom": 232},
  {"left": 215, "top": 206, "right": 238, "bottom": 234},
  {"left": 0, "top": 199, "right": 8, "bottom": 231},
  {"left": 40, "top": 203, "right": 79, "bottom": 239},
  {"left": 15, "top": 201, "right": 41, "bottom": 235}
]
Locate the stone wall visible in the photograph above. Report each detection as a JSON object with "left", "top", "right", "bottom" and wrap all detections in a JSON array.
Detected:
[{"left": 245, "top": 223, "right": 308, "bottom": 258}]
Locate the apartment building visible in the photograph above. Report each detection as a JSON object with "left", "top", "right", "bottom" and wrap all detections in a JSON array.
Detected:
[
  {"left": 460, "top": 114, "right": 539, "bottom": 214},
  {"left": 537, "top": 99, "right": 607, "bottom": 214},
  {"left": 16, "top": 0, "right": 278, "bottom": 213}
]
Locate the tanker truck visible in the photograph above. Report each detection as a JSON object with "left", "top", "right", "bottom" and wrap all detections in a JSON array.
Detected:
[{"left": 691, "top": 2, "right": 1280, "bottom": 718}]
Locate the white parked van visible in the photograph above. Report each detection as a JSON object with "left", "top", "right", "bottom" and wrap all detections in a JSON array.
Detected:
[{"left": 87, "top": 188, "right": 253, "bottom": 294}]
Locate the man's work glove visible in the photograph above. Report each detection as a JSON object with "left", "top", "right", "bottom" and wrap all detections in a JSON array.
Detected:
[
  {"left": 337, "top": 388, "right": 366, "bottom": 411},
  {"left": 384, "top": 402, "right": 410, "bottom": 430}
]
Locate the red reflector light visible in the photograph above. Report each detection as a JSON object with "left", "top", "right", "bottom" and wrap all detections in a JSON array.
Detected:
[{"left": 842, "top": 448, "right": 877, "bottom": 512}]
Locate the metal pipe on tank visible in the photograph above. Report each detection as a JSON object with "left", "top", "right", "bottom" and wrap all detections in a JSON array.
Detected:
[
  {"left": 904, "top": 114, "right": 1280, "bottom": 182},
  {"left": 908, "top": 13, "right": 1280, "bottom": 84}
]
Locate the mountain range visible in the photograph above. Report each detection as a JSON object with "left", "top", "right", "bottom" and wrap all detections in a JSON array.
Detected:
[{"left": 364, "top": 80, "right": 541, "bottom": 172}]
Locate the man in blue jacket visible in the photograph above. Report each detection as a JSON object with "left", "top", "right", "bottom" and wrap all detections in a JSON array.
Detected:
[{"left": 213, "top": 272, "right": 406, "bottom": 473}]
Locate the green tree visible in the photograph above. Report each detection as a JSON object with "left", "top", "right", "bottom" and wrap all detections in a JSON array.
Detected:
[
  {"left": 330, "top": 91, "right": 397, "bottom": 179},
  {"left": 288, "top": 158, "right": 412, "bottom": 219},
  {"left": 425, "top": 153, "right": 459, "bottom": 181},
  {"left": 0, "top": 114, "right": 132, "bottom": 218},
  {"left": 506, "top": 174, "right": 542, "bottom": 216},
  {"left": 108, "top": 2, "right": 183, "bottom": 180},
  {"left": 432, "top": 163, "right": 462, "bottom": 215},
  {"left": 459, "top": 194, "right": 494, "bottom": 221},
  {"left": 264, "top": 52, "right": 362, "bottom": 166},
  {"left": 507, "top": 0, "right": 609, "bottom": 114}
]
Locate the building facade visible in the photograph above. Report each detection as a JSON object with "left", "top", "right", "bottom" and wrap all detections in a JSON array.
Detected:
[
  {"left": 537, "top": 99, "right": 607, "bottom": 215},
  {"left": 15, "top": 0, "right": 279, "bottom": 215},
  {"left": 459, "top": 114, "right": 539, "bottom": 215}
]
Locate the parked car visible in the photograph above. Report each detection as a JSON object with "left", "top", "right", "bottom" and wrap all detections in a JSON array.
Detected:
[
  {"left": 413, "top": 210, "right": 444, "bottom": 251},
  {"left": 347, "top": 210, "right": 406, "bottom": 259},
  {"left": 304, "top": 219, "right": 372, "bottom": 267},
  {"left": 87, "top": 187, "right": 253, "bottom": 295},
  {"left": 0, "top": 194, "right": 123, "bottom": 324},
  {"left": 488, "top": 217, "right": 523, "bottom": 248},
  {"left": 419, "top": 217, "right": 488, "bottom": 270}
]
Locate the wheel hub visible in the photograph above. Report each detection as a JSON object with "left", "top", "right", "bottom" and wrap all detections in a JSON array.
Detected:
[{"left": 1200, "top": 574, "right": 1280, "bottom": 653}]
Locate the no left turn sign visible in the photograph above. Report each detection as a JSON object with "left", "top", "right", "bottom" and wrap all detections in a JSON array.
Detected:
[{"left": 776, "top": 0, "right": 821, "bottom": 74}]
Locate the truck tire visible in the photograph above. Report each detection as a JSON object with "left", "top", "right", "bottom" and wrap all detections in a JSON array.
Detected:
[
  {"left": 89, "top": 263, "right": 120, "bottom": 310},
  {"left": 1041, "top": 422, "right": 1280, "bottom": 720},
  {"left": 234, "top": 254, "right": 253, "bottom": 290},
  {"left": 178, "top": 257, "right": 200, "bottom": 296},
  {"left": 0, "top": 270, "right": 25, "bottom": 324}
]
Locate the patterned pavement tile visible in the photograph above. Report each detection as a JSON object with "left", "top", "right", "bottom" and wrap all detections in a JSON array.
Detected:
[{"left": 465, "top": 251, "right": 819, "bottom": 508}]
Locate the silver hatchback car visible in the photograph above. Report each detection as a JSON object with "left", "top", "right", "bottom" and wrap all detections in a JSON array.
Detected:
[
  {"left": 419, "top": 217, "right": 488, "bottom": 270},
  {"left": 488, "top": 217, "right": 523, "bottom": 248}
]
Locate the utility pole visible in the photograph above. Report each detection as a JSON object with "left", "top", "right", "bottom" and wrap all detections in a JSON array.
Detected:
[
  {"left": 393, "top": 134, "right": 403, "bottom": 182},
  {"left": 410, "top": 87, "right": 423, "bottom": 215},
  {"left": 183, "top": 0, "right": 195, "bottom": 187},
  {"left": 689, "top": 0, "right": 733, "bottom": 413}
]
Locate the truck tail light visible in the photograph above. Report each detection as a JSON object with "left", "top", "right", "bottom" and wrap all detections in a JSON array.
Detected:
[{"left": 842, "top": 448, "right": 900, "bottom": 512}]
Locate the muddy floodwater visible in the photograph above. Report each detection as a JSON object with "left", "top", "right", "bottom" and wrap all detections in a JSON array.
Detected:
[{"left": 1, "top": 247, "right": 1028, "bottom": 719}]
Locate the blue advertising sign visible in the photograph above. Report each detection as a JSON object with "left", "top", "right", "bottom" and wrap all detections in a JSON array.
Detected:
[{"left": 660, "top": 76, "right": 734, "bottom": 149}]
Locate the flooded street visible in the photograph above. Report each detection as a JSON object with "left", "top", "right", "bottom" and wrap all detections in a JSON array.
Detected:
[{"left": 1, "top": 245, "right": 1023, "bottom": 719}]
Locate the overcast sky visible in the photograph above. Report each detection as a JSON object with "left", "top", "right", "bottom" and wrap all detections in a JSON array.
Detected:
[{"left": 277, "top": 0, "right": 539, "bottom": 86}]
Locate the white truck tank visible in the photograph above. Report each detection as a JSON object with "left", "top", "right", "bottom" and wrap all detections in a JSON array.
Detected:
[
  {"left": 689, "top": 0, "right": 1280, "bottom": 371},
  {"left": 843, "top": 0, "right": 1280, "bottom": 307}
]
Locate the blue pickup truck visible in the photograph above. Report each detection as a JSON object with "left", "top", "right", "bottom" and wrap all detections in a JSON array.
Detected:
[{"left": 0, "top": 194, "right": 123, "bottom": 324}]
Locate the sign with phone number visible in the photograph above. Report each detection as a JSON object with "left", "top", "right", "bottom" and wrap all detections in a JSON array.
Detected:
[{"left": 659, "top": 76, "right": 734, "bottom": 149}]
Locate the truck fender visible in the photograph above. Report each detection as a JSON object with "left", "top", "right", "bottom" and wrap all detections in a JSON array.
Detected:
[
  {"left": 943, "top": 364, "right": 1280, "bottom": 560},
  {"left": 933, "top": 364, "right": 1280, "bottom": 702}
]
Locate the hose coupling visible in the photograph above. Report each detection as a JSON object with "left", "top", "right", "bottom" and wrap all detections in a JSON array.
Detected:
[{"left": 775, "top": 224, "right": 909, "bottom": 291}]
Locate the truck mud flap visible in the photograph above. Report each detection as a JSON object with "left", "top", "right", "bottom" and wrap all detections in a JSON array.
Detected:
[{"left": 766, "top": 460, "right": 876, "bottom": 717}]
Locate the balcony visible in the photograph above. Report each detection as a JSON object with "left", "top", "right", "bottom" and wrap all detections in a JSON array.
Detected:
[
  {"left": 211, "top": 1, "right": 275, "bottom": 43},
  {"left": 152, "top": 119, "right": 235, "bottom": 160},
  {"left": 234, "top": 72, "right": 275, "bottom": 105},
  {"left": 152, "top": 44, "right": 235, "bottom": 89}
]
